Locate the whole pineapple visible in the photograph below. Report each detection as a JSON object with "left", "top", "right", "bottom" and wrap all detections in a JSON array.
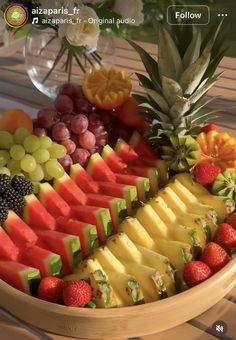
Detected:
[{"left": 129, "top": 20, "right": 226, "bottom": 171}]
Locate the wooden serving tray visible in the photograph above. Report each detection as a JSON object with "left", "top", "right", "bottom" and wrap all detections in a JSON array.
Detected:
[{"left": 0, "top": 257, "right": 236, "bottom": 339}]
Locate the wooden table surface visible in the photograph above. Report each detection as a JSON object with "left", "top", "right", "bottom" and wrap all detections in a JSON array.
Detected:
[{"left": 0, "top": 37, "right": 236, "bottom": 340}]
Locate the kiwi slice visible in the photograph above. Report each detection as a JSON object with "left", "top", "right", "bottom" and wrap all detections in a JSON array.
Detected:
[{"left": 212, "top": 171, "right": 236, "bottom": 202}]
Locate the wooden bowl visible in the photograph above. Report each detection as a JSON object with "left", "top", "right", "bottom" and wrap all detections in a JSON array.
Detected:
[{"left": 1, "top": 257, "right": 236, "bottom": 339}]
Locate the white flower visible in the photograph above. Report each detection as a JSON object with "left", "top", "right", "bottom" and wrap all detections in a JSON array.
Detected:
[
  {"left": 59, "top": 6, "right": 100, "bottom": 49},
  {"left": 113, "top": 0, "right": 144, "bottom": 26}
]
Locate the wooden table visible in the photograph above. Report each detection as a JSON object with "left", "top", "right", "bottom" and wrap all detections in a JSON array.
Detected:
[{"left": 0, "top": 38, "right": 236, "bottom": 340}]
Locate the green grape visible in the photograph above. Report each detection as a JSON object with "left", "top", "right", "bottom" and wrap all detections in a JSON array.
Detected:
[
  {"left": 39, "top": 136, "right": 52, "bottom": 149},
  {"left": 14, "top": 128, "right": 30, "bottom": 144},
  {"left": 32, "top": 181, "right": 40, "bottom": 194},
  {"left": 10, "top": 145, "right": 25, "bottom": 160},
  {"left": 7, "top": 159, "right": 21, "bottom": 173},
  {"left": 0, "top": 131, "right": 14, "bottom": 150},
  {"left": 48, "top": 144, "right": 66, "bottom": 159},
  {"left": 45, "top": 159, "right": 64, "bottom": 179},
  {"left": 42, "top": 164, "right": 53, "bottom": 181},
  {"left": 0, "top": 167, "right": 11, "bottom": 176},
  {"left": 32, "top": 149, "right": 50, "bottom": 164},
  {"left": 20, "top": 154, "right": 37, "bottom": 173},
  {"left": 0, "top": 150, "right": 10, "bottom": 166},
  {"left": 29, "top": 164, "right": 44, "bottom": 182},
  {"left": 23, "top": 135, "right": 40, "bottom": 153}
]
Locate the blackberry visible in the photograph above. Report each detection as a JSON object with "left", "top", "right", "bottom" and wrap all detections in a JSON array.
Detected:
[
  {"left": 11, "top": 175, "right": 33, "bottom": 196},
  {"left": 3, "top": 188, "right": 25, "bottom": 212},
  {"left": 0, "top": 174, "right": 11, "bottom": 194},
  {"left": 0, "top": 198, "right": 9, "bottom": 223}
]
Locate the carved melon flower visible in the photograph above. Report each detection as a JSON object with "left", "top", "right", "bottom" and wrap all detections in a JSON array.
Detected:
[{"left": 112, "top": 0, "right": 144, "bottom": 26}]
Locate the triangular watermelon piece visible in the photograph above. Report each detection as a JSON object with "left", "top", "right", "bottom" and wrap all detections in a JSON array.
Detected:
[
  {"left": 87, "top": 153, "right": 116, "bottom": 182},
  {"left": 70, "top": 163, "right": 100, "bottom": 194}
]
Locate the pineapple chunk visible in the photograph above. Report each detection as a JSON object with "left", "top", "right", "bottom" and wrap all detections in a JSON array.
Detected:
[
  {"left": 198, "top": 195, "right": 235, "bottom": 222},
  {"left": 135, "top": 204, "right": 170, "bottom": 238},
  {"left": 106, "top": 232, "right": 142, "bottom": 263},
  {"left": 105, "top": 270, "right": 145, "bottom": 306},
  {"left": 119, "top": 217, "right": 157, "bottom": 251},
  {"left": 92, "top": 246, "right": 126, "bottom": 273},
  {"left": 174, "top": 173, "right": 210, "bottom": 196},
  {"left": 137, "top": 245, "right": 176, "bottom": 296}
]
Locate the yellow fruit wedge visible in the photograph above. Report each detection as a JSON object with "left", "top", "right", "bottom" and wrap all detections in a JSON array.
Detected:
[
  {"left": 174, "top": 173, "right": 209, "bottom": 196},
  {"left": 92, "top": 246, "right": 126, "bottom": 273}
]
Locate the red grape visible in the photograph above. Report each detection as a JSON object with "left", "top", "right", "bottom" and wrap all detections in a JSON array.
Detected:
[
  {"left": 54, "top": 94, "right": 74, "bottom": 114},
  {"left": 70, "top": 134, "right": 80, "bottom": 147},
  {"left": 74, "top": 97, "right": 93, "bottom": 115},
  {"left": 72, "top": 148, "right": 90, "bottom": 166},
  {"left": 71, "top": 114, "right": 88, "bottom": 134},
  {"left": 61, "top": 114, "right": 74, "bottom": 128},
  {"left": 59, "top": 83, "right": 76, "bottom": 99},
  {"left": 88, "top": 121, "right": 105, "bottom": 136},
  {"left": 32, "top": 118, "right": 40, "bottom": 129},
  {"left": 61, "top": 139, "right": 76, "bottom": 154},
  {"left": 89, "top": 145, "right": 102, "bottom": 154},
  {"left": 78, "top": 131, "right": 96, "bottom": 149},
  {"left": 59, "top": 154, "right": 73, "bottom": 172},
  {"left": 33, "top": 128, "right": 47, "bottom": 137},
  {"left": 52, "top": 122, "right": 70, "bottom": 142},
  {"left": 95, "top": 130, "right": 108, "bottom": 146},
  {"left": 74, "top": 85, "right": 83, "bottom": 98},
  {"left": 37, "top": 108, "right": 60, "bottom": 129}
]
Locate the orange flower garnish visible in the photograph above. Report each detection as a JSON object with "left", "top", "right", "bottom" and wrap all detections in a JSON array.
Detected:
[
  {"left": 82, "top": 66, "right": 132, "bottom": 110},
  {"left": 196, "top": 131, "right": 236, "bottom": 171}
]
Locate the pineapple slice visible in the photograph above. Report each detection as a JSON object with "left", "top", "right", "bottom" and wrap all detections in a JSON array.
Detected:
[
  {"left": 92, "top": 246, "right": 126, "bottom": 273},
  {"left": 135, "top": 204, "right": 170, "bottom": 238},
  {"left": 119, "top": 217, "right": 157, "bottom": 251},
  {"left": 105, "top": 270, "right": 145, "bottom": 306},
  {"left": 174, "top": 173, "right": 210, "bottom": 196},
  {"left": 106, "top": 232, "right": 142, "bottom": 263},
  {"left": 198, "top": 195, "right": 235, "bottom": 222},
  {"left": 137, "top": 245, "right": 176, "bottom": 296}
]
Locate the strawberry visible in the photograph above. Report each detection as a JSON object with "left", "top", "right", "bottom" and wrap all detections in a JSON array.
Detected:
[
  {"left": 38, "top": 276, "right": 64, "bottom": 303},
  {"left": 63, "top": 280, "right": 92, "bottom": 307},
  {"left": 200, "top": 242, "right": 230, "bottom": 272},
  {"left": 213, "top": 223, "right": 236, "bottom": 252},
  {"left": 183, "top": 261, "right": 212, "bottom": 287},
  {"left": 226, "top": 212, "right": 236, "bottom": 230},
  {"left": 202, "top": 123, "right": 218, "bottom": 133},
  {"left": 193, "top": 161, "right": 221, "bottom": 185}
]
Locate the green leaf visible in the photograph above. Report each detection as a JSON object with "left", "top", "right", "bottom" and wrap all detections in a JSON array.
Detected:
[
  {"left": 157, "top": 25, "right": 183, "bottom": 80},
  {"left": 135, "top": 73, "right": 155, "bottom": 90},
  {"left": 169, "top": 97, "right": 190, "bottom": 118},
  {"left": 201, "top": 19, "right": 224, "bottom": 54},
  {"left": 191, "top": 110, "right": 217, "bottom": 124},
  {"left": 162, "top": 76, "right": 183, "bottom": 106},
  {"left": 139, "top": 103, "right": 170, "bottom": 123},
  {"left": 182, "top": 31, "right": 201, "bottom": 70},
  {"left": 203, "top": 47, "right": 228, "bottom": 79},
  {"left": 145, "top": 88, "right": 169, "bottom": 113}
]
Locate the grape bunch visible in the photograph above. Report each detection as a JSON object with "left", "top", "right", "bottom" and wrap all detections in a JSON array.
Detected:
[
  {"left": 0, "top": 129, "right": 65, "bottom": 191},
  {"left": 32, "top": 83, "right": 123, "bottom": 170}
]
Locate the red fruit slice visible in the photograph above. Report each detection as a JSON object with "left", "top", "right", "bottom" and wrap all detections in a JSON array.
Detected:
[
  {"left": 0, "top": 261, "right": 40, "bottom": 294},
  {"left": 115, "top": 173, "right": 150, "bottom": 202},
  {"left": 21, "top": 245, "right": 62, "bottom": 277},
  {"left": 101, "top": 144, "right": 127, "bottom": 173},
  {"left": 35, "top": 230, "right": 81, "bottom": 275},
  {"left": 129, "top": 131, "right": 156, "bottom": 159},
  {"left": 139, "top": 158, "right": 169, "bottom": 187},
  {"left": 53, "top": 173, "right": 87, "bottom": 206},
  {"left": 38, "top": 182, "right": 71, "bottom": 218},
  {"left": 127, "top": 165, "right": 159, "bottom": 195},
  {"left": 56, "top": 216, "right": 98, "bottom": 258},
  {"left": 3, "top": 211, "right": 38, "bottom": 247},
  {"left": 115, "top": 138, "right": 139, "bottom": 164},
  {"left": 97, "top": 181, "right": 138, "bottom": 215},
  {"left": 86, "top": 153, "right": 116, "bottom": 182},
  {"left": 0, "top": 227, "right": 19, "bottom": 261},
  {"left": 70, "top": 163, "right": 99, "bottom": 193},
  {"left": 86, "top": 194, "right": 127, "bottom": 232},
  {"left": 23, "top": 194, "right": 56, "bottom": 230},
  {"left": 71, "top": 205, "right": 112, "bottom": 245}
]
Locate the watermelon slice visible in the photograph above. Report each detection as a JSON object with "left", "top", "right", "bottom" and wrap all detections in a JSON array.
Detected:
[
  {"left": 23, "top": 194, "right": 56, "bottom": 230},
  {"left": 21, "top": 245, "right": 62, "bottom": 277},
  {"left": 3, "top": 211, "right": 38, "bottom": 247},
  {"left": 129, "top": 131, "right": 157, "bottom": 159},
  {"left": 35, "top": 230, "right": 81, "bottom": 275},
  {"left": 86, "top": 194, "right": 127, "bottom": 232},
  {"left": 101, "top": 144, "right": 127, "bottom": 173},
  {"left": 0, "top": 227, "right": 19, "bottom": 261},
  {"left": 71, "top": 205, "right": 112, "bottom": 244},
  {"left": 70, "top": 163, "right": 99, "bottom": 194},
  {"left": 38, "top": 183, "right": 71, "bottom": 217},
  {"left": 127, "top": 165, "right": 159, "bottom": 195},
  {"left": 0, "top": 261, "right": 40, "bottom": 294},
  {"left": 97, "top": 181, "right": 138, "bottom": 215},
  {"left": 139, "top": 158, "right": 169, "bottom": 187},
  {"left": 87, "top": 153, "right": 116, "bottom": 182},
  {"left": 115, "top": 138, "right": 139, "bottom": 165},
  {"left": 53, "top": 173, "right": 87, "bottom": 206},
  {"left": 56, "top": 216, "right": 98, "bottom": 258},
  {"left": 115, "top": 173, "right": 150, "bottom": 202}
]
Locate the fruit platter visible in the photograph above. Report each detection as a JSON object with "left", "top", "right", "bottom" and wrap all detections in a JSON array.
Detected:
[{"left": 0, "top": 22, "right": 236, "bottom": 339}]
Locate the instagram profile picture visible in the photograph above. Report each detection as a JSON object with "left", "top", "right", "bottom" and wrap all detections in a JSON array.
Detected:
[{"left": 4, "top": 3, "right": 28, "bottom": 28}]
